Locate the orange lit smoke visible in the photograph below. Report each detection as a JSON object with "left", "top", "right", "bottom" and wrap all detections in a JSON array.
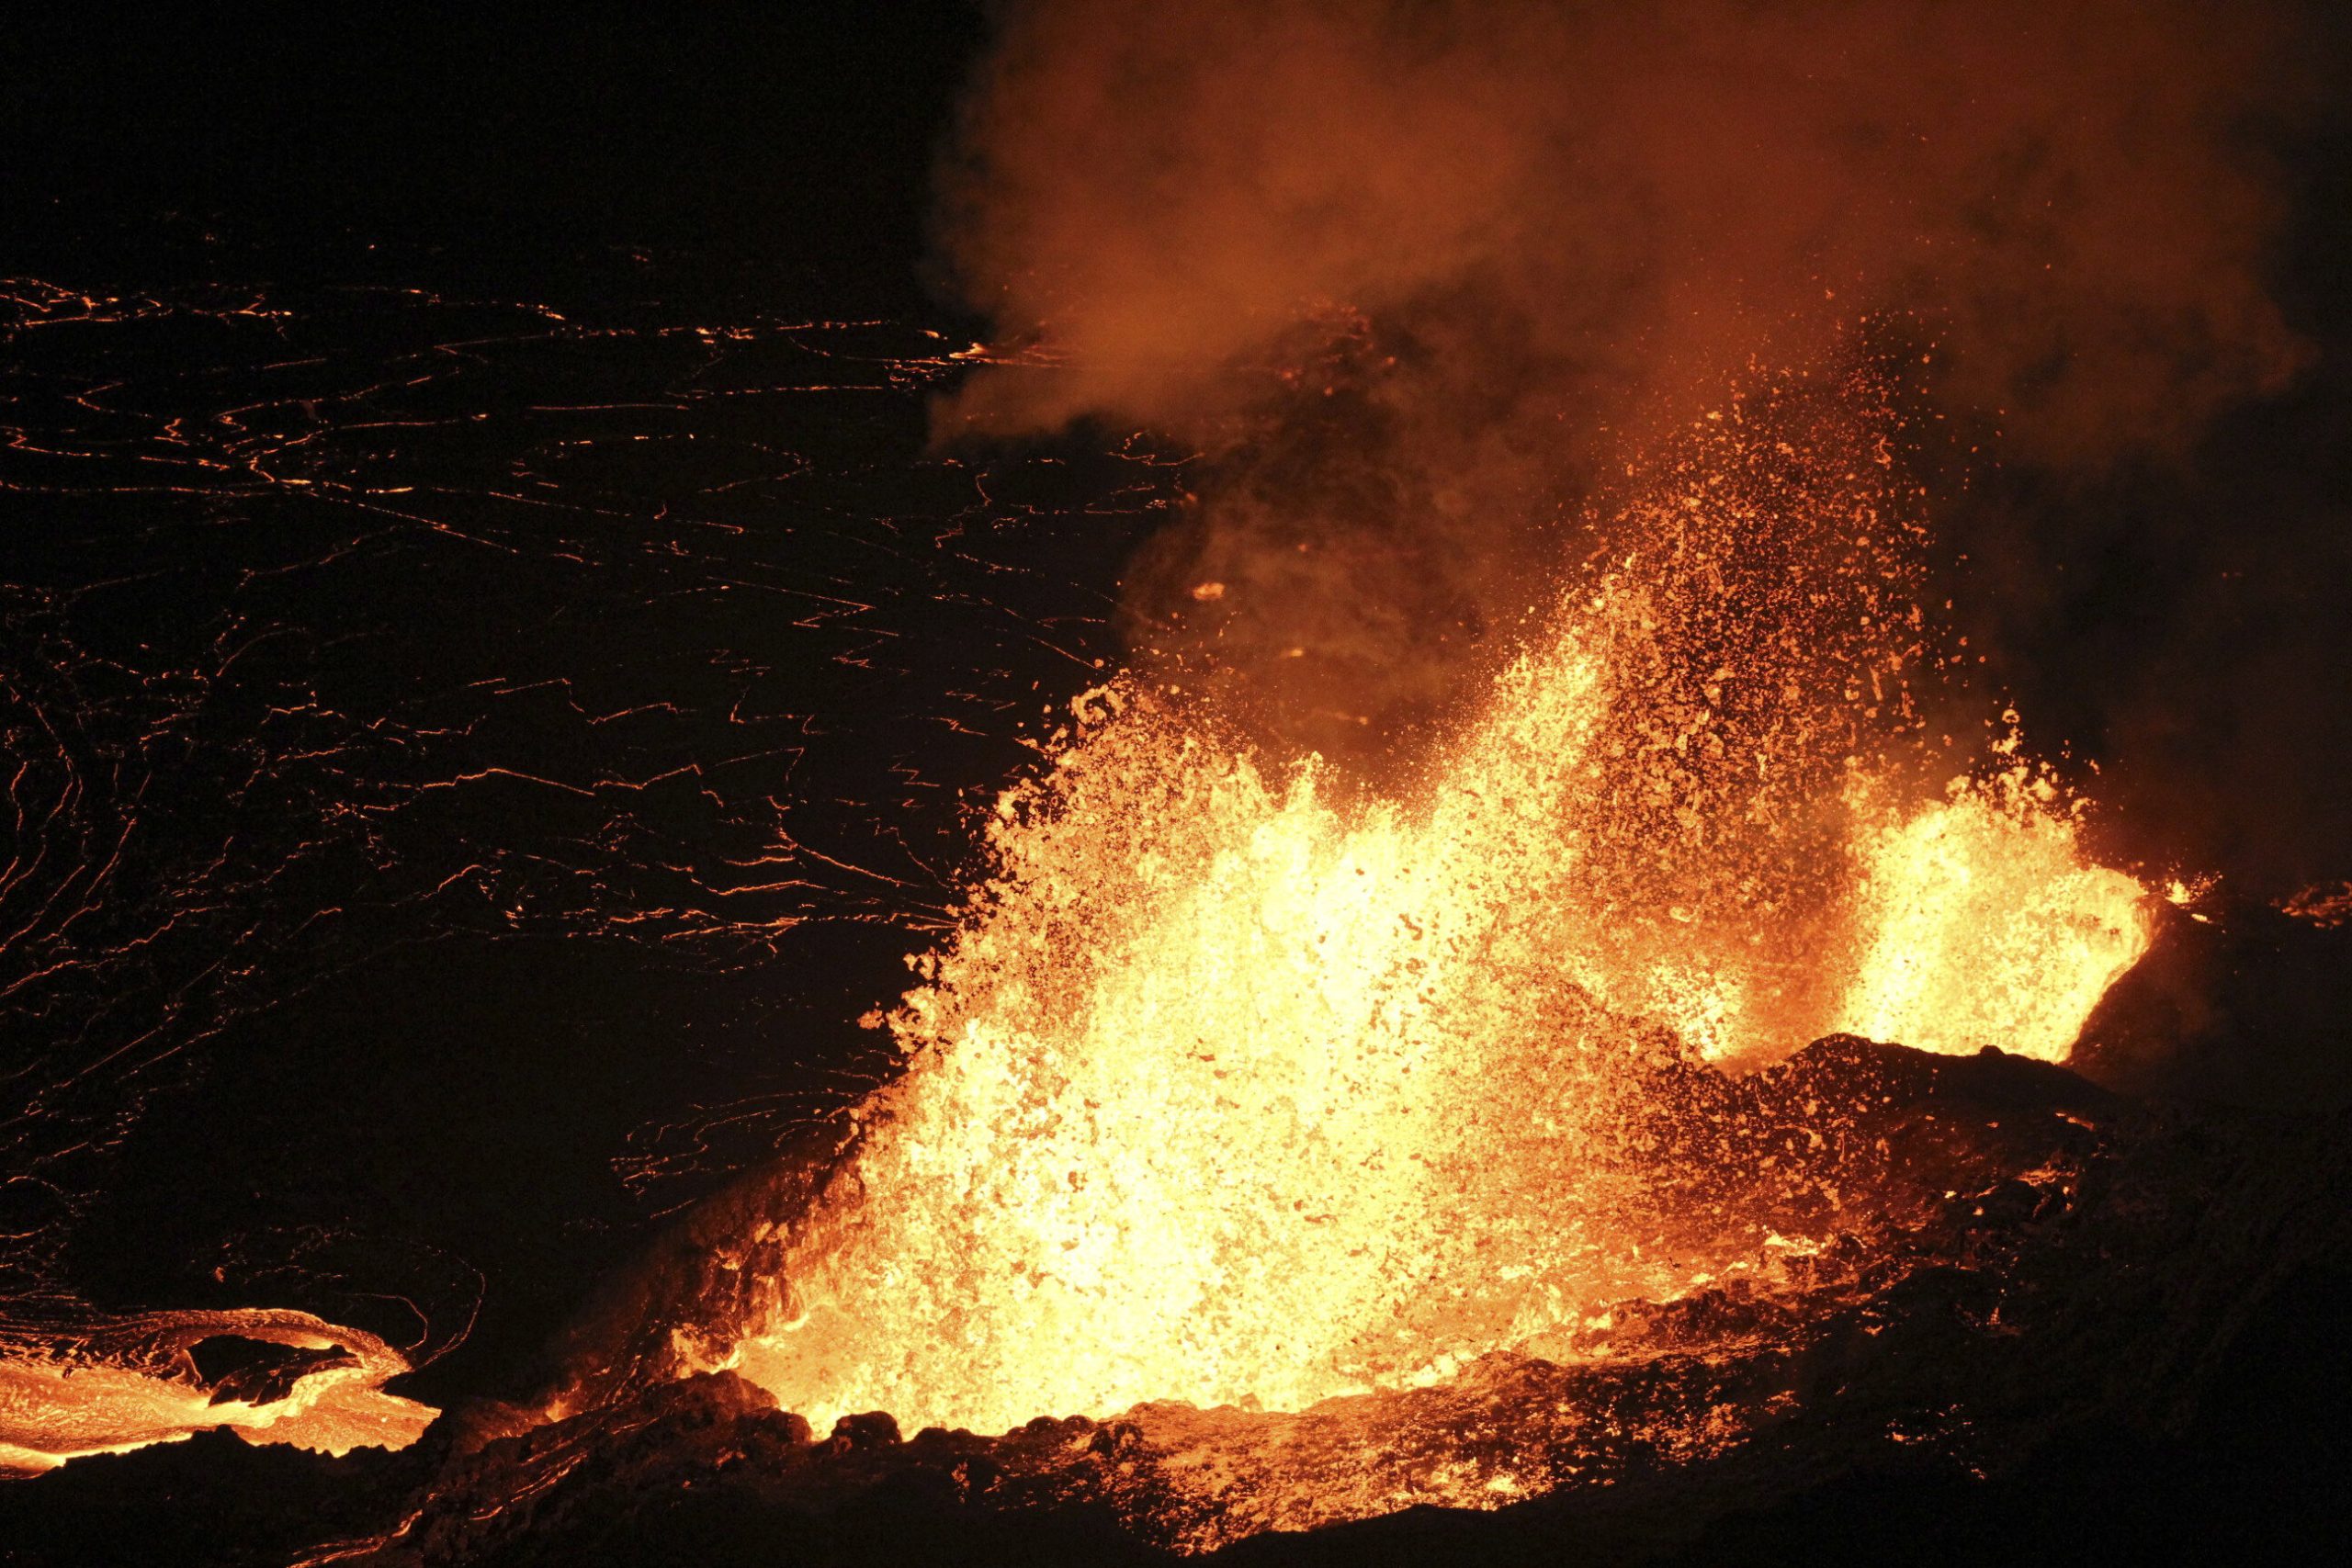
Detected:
[
  {"left": 934, "top": 0, "right": 2316, "bottom": 784},
  {"left": 714, "top": 371, "right": 2153, "bottom": 1439},
  {"left": 940, "top": 0, "right": 2309, "bottom": 460}
]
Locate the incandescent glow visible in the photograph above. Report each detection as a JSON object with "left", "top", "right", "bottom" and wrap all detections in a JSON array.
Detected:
[
  {"left": 1835, "top": 770, "right": 2153, "bottom": 1061},
  {"left": 0, "top": 1310, "right": 434, "bottom": 1477},
  {"left": 723, "top": 373, "right": 2156, "bottom": 1443}
]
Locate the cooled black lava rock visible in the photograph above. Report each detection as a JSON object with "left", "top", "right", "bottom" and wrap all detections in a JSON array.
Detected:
[
  {"left": 244, "top": 1045, "right": 2352, "bottom": 1562},
  {"left": 6, "top": 1039, "right": 2346, "bottom": 1566},
  {"left": 0, "top": 1427, "right": 427, "bottom": 1568}
]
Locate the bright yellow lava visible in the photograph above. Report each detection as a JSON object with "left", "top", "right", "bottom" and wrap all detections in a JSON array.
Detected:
[
  {"left": 1836, "top": 768, "right": 2153, "bottom": 1060},
  {"left": 723, "top": 374, "right": 2155, "bottom": 1437}
]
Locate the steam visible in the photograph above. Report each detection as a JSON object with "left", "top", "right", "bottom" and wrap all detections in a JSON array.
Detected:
[{"left": 930, "top": 0, "right": 2317, "bottom": 762}]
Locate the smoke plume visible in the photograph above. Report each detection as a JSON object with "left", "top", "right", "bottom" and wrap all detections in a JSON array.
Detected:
[{"left": 929, "top": 0, "right": 2320, "bottom": 770}]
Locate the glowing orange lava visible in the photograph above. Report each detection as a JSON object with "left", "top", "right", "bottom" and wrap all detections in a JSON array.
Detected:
[
  {"left": 714, "top": 371, "right": 2157, "bottom": 1443},
  {"left": 0, "top": 1309, "right": 434, "bottom": 1477}
]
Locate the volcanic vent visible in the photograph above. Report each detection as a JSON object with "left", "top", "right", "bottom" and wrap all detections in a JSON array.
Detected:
[
  {"left": 407, "top": 365, "right": 2184, "bottom": 1557},
  {"left": 712, "top": 368, "right": 2152, "bottom": 1433}
]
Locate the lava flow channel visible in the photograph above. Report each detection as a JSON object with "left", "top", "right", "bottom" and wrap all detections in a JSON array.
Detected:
[
  {"left": 0, "top": 1308, "right": 434, "bottom": 1477},
  {"left": 706, "top": 370, "right": 2157, "bottom": 1447}
]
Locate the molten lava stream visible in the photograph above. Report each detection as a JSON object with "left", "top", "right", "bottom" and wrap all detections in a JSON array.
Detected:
[
  {"left": 0, "top": 1308, "right": 434, "bottom": 1477},
  {"left": 709, "top": 376, "right": 2156, "bottom": 1457}
]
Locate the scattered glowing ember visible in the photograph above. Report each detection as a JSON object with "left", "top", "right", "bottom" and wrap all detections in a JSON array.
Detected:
[
  {"left": 708, "top": 369, "right": 2158, "bottom": 1462},
  {"left": 2279, "top": 880, "right": 2352, "bottom": 929}
]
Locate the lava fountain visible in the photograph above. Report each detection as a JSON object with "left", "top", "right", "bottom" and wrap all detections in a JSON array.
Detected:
[{"left": 707, "top": 367, "right": 2155, "bottom": 1447}]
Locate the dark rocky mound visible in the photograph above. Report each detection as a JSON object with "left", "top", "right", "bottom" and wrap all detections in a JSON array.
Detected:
[{"left": 6, "top": 1037, "right": 2347, "bottom": 1566}]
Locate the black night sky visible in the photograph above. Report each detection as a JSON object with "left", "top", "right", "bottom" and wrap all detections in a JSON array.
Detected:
[{"left": 5, "top": 0, "right": 1107, "bottom": 1410}]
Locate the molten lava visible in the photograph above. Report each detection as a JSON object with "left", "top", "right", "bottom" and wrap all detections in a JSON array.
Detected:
[
  {"left": 0, "top": 1309, "right": 432, "bottom": 1477},
  {"left": 713, "top": 371, "right": 2155, "bottom": 1448}
]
